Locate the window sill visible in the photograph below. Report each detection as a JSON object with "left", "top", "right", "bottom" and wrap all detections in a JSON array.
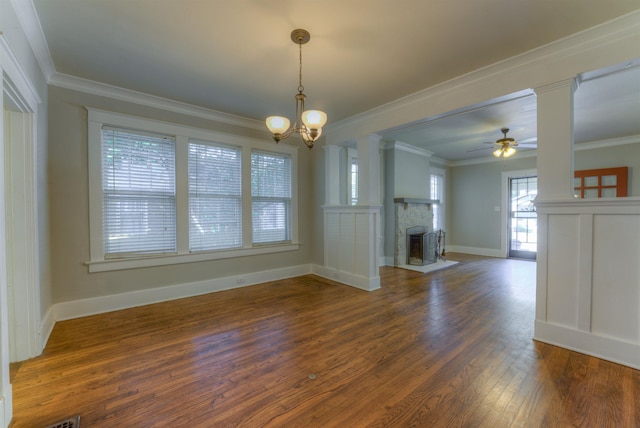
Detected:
[{"left": 86, "top": 243, "right": 301, "bottom": 273}]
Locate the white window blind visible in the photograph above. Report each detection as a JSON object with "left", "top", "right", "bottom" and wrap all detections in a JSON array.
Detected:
[
  {"left": 102, "top": 127, "right": 176, "bottom": 256},
  {"left": 188, "top": 142, "right": 242, "bottom": 251},
  {"left": 430, "top": 173, "right": 443, "bottom": 231},
  {"left": 251, "top": 151, "right": 292, "bottom": 244}
]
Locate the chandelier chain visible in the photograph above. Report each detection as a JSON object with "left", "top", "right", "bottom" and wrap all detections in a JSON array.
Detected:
[{"left": 298, "top": 39, "right": 304, "bottom": 93}]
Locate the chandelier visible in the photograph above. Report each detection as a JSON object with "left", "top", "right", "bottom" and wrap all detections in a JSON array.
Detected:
[{"left": 265, "top": 29, "right": 327, "bottom": 149}]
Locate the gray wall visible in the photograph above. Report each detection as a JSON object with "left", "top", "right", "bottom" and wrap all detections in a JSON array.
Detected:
[
  {"left": 47, "top": 86, "right": 314, "bottom": 303},
  {"left": 575, "top": 141, "right": 640, "bottom": 194},
  {"left": 448, "top": 141, "right": 640, "bottom": 251}
]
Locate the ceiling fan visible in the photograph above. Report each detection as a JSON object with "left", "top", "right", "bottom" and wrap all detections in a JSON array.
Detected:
[
  {"left": 491, "top": 127, "right": 518, "bottom": 158},
  {"left": 467, "top": 127, "right": 537, "bottom": 158}
]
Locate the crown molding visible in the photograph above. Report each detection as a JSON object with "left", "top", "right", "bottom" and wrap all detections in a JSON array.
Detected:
[
  {"left": 384, "top": 141, "right": 434, "bottom": 158},
  {"left": 8, "top": 0, "right": 55, "bottom": 80},
  {"left": 50, "top": 73, "right": 265, "bottom": 130},
  {"left": 449, "top": 134, "right": 640, "bottom": 168},
  {"left": 574, "top": 134, "right": 640, "bottom": 152},
  {"left": 0, "top": 34, "right": 42, "bottom": 110},
  {"left": 326, "top": 10, "right": 640, "bottom": 145}
]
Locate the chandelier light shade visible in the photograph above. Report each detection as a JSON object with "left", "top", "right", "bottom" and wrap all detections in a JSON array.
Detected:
[{"left": 265, "top": 29, "right": 327, "bottom": 149}]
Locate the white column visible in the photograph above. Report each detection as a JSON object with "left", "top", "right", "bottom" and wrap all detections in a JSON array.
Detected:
[
  {"left": 356, "top": 134, "right": 381, "bottom": 205},
  {"left": 323, "top": 144, "right": 342, "bottom": 206},
  {"left": 534, "top": 78, "right": 578, "bottom": 201},
  {"left": 0, "top": 71, "right": 14, "bottom": 427}
]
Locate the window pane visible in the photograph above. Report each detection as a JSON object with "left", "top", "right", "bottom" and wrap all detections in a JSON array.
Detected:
[
  {"left": 351, "top": 159, "right": 358, "bottom": 205},
  {"left": 252, "top": 151, "right": 292, "bottom": 244},
  {"left": 189, "top": 142, "right": 242, "bottom": 251},
  {"left": 102, "top": 127, "right": 176, "bottom": 255}
]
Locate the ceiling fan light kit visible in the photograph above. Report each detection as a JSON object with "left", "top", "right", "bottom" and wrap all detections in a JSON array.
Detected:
[
  {"left": 265, "top": 29, "right": 327, "bottom": 149},
  {"left": 492, "top": 127, "right": 518, "bottom": 158}
]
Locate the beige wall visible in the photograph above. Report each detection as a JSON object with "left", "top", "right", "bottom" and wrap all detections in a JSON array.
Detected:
[{"left": 48, "top": 86, "right": 314, "bottom": 303}]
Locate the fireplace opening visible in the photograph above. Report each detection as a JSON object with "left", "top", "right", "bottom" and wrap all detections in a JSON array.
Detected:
[{"left": 406, "top": 226, "right": 445, "bottom": 266}]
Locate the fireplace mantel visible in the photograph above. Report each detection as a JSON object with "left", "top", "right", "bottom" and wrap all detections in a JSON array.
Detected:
[{"left": 394, "top": 198, "right": 439, "bottom": 205}]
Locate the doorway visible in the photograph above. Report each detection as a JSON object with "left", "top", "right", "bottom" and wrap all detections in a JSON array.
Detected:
[{"left": 508, "top": 175, "right": 537, "bottom": 260}]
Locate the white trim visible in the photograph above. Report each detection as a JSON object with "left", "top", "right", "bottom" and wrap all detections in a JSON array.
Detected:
[
  {"left": 39, "top": 306, "right": 55, "bottom": 352},
  {"left": 311, "top": 264, "right": 381, "bottom": 292},
  {"left": 448, "top": 135, "right": 640, "bottom": 168},
  {"left": 386, "top": 141, "right": 434, "bottom": 158},
  {"left": 54, "top": 265, "right": 311, "bottom": 321},
  {"left": 54, "top": 73, "right": 264, "bottom": 130},
  {"left": 325, "top": 10, "right": 640, "bottom": 145},
  {"left": 4, "top": 111, "right": 42, "bottom": 361},
  {"left": 0, "top": 36, "right": 42, "bottom": 108},
  {"left": 501, "top": 169, "right": 537, "bottom": 258},
  {"left": 447, "top": 245, "right": 503, "bottom": 258},
  {"left": 7, "top": 0, "right": 56, "bottom": 80},
  {"left": 87, "top": 108, "right": 300, "bottom": 270},
  {"left": 535, "top": 321, "right": 640, "bottom": 370},
  {"left": 87, "top": 243, "right": 301, "bottom": 273}
]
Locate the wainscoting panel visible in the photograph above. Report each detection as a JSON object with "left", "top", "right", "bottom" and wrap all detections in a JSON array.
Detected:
[
  {"left": 546, "top": 214, "right": 580, "bottom": 329},
  {"left": 591, "top": 214, "right": 640, "bottom": 343},
  {"left": 322, "top": 205, "right": 381, "bottom": 291},
  {"left": 535, "top": 198, "right": 640, "bottom": 369}
]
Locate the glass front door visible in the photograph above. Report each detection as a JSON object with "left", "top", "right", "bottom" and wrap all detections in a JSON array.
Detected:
[{"left": 509, "top": 176, "right": 537, "bottom": 259}]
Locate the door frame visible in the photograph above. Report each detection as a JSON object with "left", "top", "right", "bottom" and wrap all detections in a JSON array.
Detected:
[
  {"left": 1, "top": 36, "right": 43, "bottom": 358},
  {"left": 501, "top": 169, "right": 537, "bottom": 258}
]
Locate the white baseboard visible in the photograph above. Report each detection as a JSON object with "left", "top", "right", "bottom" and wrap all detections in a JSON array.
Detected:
[
  {"left": 311, "top": 264, "right": 381, "bottom": 291},
  {"left": 535, "top": 321, "right": 640, "bottom": 370},
  {"left": 40, "top": 306, "right": 55, "bottom": 353},
  {"left": 447, "top": 245, "right": 504, "bottom": 258},
  {"left": 52, "top": 264, "right": 312, "bottom": 322}
]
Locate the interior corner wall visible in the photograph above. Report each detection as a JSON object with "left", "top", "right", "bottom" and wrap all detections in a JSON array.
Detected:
[
  {"left": 311, "top": 143, "right": 326, "bottom": 266},
  {"left": 47, "top": 85, "right": 314, "bottom": 306},
  {"left": 393, "top": 149, "right": 431, "bottom": 199}
]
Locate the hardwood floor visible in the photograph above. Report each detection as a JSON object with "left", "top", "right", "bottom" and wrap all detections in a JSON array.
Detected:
[{"left": 10, "top": 254, "right": 640, "bottom": 427}]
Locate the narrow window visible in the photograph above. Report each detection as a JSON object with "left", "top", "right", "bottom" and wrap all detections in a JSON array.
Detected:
[
  {"left": 102, "top": 127, "right": 176, "bottom": 256},
  {"left": 188, "top": 142, "right": 242, "bottom": 251},
  {"left": 251, "top": 151, "right": 292, "bottom": 244}
]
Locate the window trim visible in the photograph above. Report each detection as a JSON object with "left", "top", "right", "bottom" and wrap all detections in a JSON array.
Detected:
[{"left": 87, "top": 108, "right": 299, "bottom": 272}]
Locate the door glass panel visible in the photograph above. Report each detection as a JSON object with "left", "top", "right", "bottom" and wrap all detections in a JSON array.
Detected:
[{"left": 509, "top": 176, "right": 537, "bottom": 259}]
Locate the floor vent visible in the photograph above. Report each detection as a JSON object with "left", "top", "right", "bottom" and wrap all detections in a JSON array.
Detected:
[{"left": 44, "top": 416, "right": 80, "bottom": 428}]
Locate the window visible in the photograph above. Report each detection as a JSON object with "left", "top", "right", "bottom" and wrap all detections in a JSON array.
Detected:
[
  {"left": 102, "top": 127, "right": 176, "bottom": 256},
  {"left": 347, "top": 147, "right": 358, "bottom": 205},
  {"left": 251, "top": 151, "right": 292, "bottom": 244},
  {"left": 574, "top": 166, "right": 628, "bottom": 198},
  {"left": 88, "top": 109, "right": 298, "bottom": 272},
  {"left": 189, "top": 142, "right": 242, "bottom": 251},
  {"left": 430, "top": 169, "right": 446, "bottom": 231}
]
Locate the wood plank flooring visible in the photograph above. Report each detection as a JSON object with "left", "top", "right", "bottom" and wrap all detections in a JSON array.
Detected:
[{"left": 10, "top": 254, "right": 640, "bottom": 427}]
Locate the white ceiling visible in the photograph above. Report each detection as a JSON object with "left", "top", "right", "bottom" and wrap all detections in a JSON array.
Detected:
[{"left": 31, "top": 0, "right": 640, "bottom": 161}]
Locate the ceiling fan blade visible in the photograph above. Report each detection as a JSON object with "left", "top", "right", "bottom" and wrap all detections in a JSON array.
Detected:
[{"left": 467, "top": 146, "right": 494, "bottom": 153}]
